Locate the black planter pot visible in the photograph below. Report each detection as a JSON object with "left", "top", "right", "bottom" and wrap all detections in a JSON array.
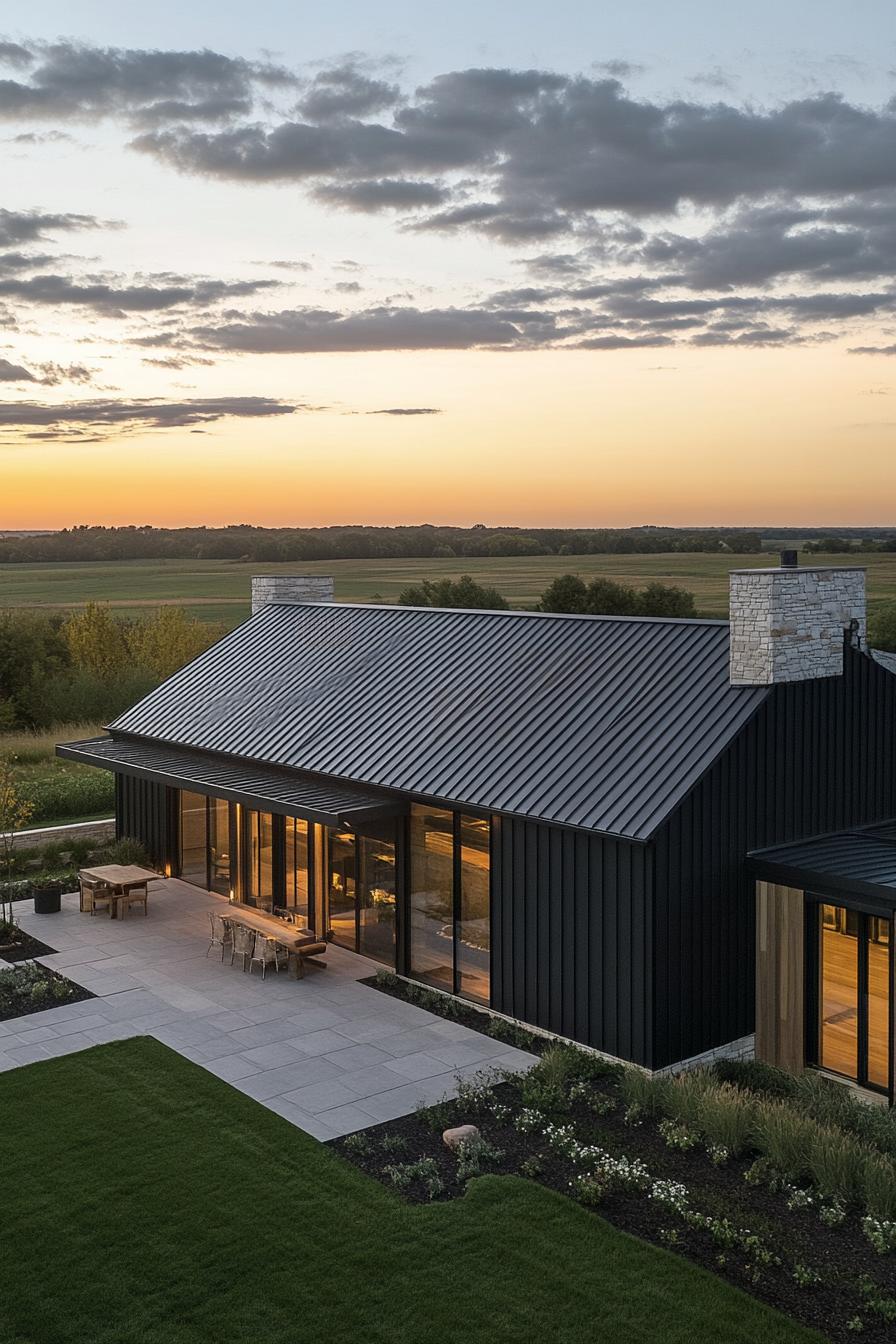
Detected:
[{"left": 33, "top": 888, "right": 62, "bottom": 914}]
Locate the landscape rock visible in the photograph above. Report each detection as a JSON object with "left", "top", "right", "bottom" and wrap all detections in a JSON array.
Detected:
[{"left": 442, "top": 1124, "right": 479, "bottom": 1151}]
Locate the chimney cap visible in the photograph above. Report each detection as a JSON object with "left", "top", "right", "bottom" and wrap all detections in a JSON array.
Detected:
[{"left": 780, "top": 549, "right": 798, "bottom": 568}]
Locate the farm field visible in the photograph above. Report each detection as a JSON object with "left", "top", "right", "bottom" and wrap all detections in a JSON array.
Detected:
[{"left": 2, "top": 551, "right": 895, "bottom": 624}]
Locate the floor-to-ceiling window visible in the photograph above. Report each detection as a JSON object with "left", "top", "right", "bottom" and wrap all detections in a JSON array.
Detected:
[
  {"left": 458, "top": 815, "right": 490, "bottom": 1003},
  {"left": 813, "top": 902, "right": 892, "bottom": 1095},
  {"left": 325, "top": 824, "right": 396, "bottom": 965},
  {"left": 244, "top": 810, "right": 275, "bottom": 911},
  {"left": 409, "top": 806, "right": 455, "bottom": 991},
  {"left": 409, "top": 804, "right": 491, "bottom": 1004},
  {"left": 358, "top": 829, "right": 396, "bottom": 964},
  {"left": 284, "top": 816, "right": 311, "bottom": 927},
  {"left": 208, "top": 797, "right": 231, "bottom": 897},
  {"left": 179, "top": 792, "right": 208, "bottom": 887},
  {"left": 328, "top": 829, "right": 356, "bottom": 951}
]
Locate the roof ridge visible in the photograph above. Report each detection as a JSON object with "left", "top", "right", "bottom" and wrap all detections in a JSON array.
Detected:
[{"left": 261, "top": 601, "right": 729, "bottom": 628}]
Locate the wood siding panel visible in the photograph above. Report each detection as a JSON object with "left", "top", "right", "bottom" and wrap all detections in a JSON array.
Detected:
[{"left": 755, "top": 881, "right": 805, "bottom": 1074}]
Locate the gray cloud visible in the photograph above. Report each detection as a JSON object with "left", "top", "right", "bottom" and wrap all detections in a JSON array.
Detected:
[
  {"left": 298, "top": 64, "right": 401, "bottom": 121},
  {"left": 0, "top": 41, "right": 33, "bottom": 68},
  {"left": 0, "top": 395, "right": 301, "bottom": 441},
  {"left": 0, "top": 271, "right": 278, "bottom": 315},
  {"left": 850, "top": 344, "right": 896, "bottom": 355},
  {"left": 368, "top": 406, "right": 442, "bottom": 415},
  {"left": 188, "top": 304, "right": 540, "bottom": 352},
  {"left": 315, "top": 177, "right": 447, "bottom": 211},
  {"left": 0, "top": 356, "right": 35, "bottom": 381},
  {"left": 0, "top": 207, "right": 117, "bottom": 246},
  {"left": 0, "top": 39, "right": 294, "bottom": 125}
]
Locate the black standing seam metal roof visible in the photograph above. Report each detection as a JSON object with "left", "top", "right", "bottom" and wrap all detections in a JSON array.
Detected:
[
  {"left": 748, "top": 823, "right": 896, "bottom": 906},
  {"left": 56, "top": 735, "right": 405, "bottom": 828},
  {"left": 106, "top": 601, "right": 769, "bottom": 841}
]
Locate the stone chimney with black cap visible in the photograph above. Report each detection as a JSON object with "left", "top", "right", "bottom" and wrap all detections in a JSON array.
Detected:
[{"left": 729, "top": 551, "right": 866, "bottom": 685}]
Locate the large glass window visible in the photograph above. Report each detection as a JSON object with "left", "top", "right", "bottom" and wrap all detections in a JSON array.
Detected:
[
  {"left": 409, "top": 805, "right": 490, "bottom": 1003},
  {"left": 245, "top": 810, "right": 274, "bottom": 911},
  {"left": 208, "top": 797, "right": 231, "bottom": 897},
  {"left": 815, "top": 903, "right": 891, "bottom": 1094},
  {"left": 409, "top": 806, "right": 455, "bottom": 991},
  {"left": 284, "top": 817, "right": 311, "bottom": 927},
  {"left": 179, "top": 792, "right": 208, "bottom": 887},
  {"left": 358, "top": 832, "right": 396, "bottom": 964},
  {"left": 458, "top": 815, "right": 490, "bottom": 1004},
  {"left": 819, "top": 904, "right": 859, "bottom": 1080},
  {"left": 328, "top": 829, "right": 356, "bottom": 951}
]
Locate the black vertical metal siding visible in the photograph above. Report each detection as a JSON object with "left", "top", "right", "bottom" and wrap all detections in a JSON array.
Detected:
[
  {"left": 651, "top": 649, "right": 896, "bottom": 1070},
  {"left": 492, "top": 815, "right": 652, "bottom": 1066},
  {"left": 115, "top": 773, "right": 173, "bottom": 868}
]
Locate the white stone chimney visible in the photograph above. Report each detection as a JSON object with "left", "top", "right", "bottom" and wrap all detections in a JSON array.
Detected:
[
  {"left": 729, "top": 554, "right": 866, "bottom": 686},
  {"left": 251, "top": 574, "right": 334, "bottom": 615}
]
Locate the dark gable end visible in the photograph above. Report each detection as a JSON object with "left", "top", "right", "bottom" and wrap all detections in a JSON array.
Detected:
[{"left": 109, "top": 602, "right": 769, "bottom": 841}]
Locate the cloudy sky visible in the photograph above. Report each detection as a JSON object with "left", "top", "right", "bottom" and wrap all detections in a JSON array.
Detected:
[{"left": 2, "top": 1, "right": 895, "bottom": 526}]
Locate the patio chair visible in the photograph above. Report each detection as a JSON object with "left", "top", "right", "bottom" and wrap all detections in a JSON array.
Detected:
[
  {"left": 118, "top": 882, "right": 149, "bottom": 918},
  {"left": 79, "top": 873, "right": 113, "bottom": 917},
  {"left": 207, "top": 911, "right": 233, "bottom": 960},
  {"left": 230, "top": 924, "right": 255, "bottom": 972},
  {"left": 248, "top": 934, "right": 288, "bottom": 980}
]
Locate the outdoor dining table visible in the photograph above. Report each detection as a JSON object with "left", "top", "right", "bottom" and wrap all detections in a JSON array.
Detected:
[
  {"left": 220, "top": 903, "right": 320, "bottom": 979},
  {"left": 79, "top": 864, "right": 164, "bottom": 918}
]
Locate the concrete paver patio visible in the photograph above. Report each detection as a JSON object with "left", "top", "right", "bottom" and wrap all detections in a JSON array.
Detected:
[{"left": 0, "top": 880, "right": 535, "bottom": 1138}]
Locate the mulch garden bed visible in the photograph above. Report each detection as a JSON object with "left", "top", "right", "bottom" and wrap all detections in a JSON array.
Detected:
[
  {"left": 0, "top": 928, "right": 59, "bottom": 963},
  {"left": 0, "top": 962, "right": 94, "bottom": 1021},
  {"left": 341, "top": 974, "right": 896, "bottom": 1342}
]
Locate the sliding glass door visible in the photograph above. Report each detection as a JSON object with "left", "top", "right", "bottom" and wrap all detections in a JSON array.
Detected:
[
  {"left": 325, "top": 824, "right": 397, "bottom": 965},
  {"left": 812, "top": 901, "right": 892, "bottom": 1095}
]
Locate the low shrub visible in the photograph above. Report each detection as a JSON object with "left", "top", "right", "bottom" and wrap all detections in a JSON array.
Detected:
[
  {"left": 17, "top": 766, "right": 114, "bottom": 825},
  {"left": 520, "top": 1045, "right": 584, "bottom": 1111},
  {"left": 0, "top": 963, "right": 87, "bottom": 1019},
  {"left": 103, "top": 836, "right": 150, "bottom": 866},
  {"left": 455, "top": 1134, "right": 503, "bottom": 1181},
  {"left": 383, "top": 1157, "right": 443, "bottom": 1199},
  {"left": 712, "top": 1058, "right": 800, "bottom": 1100}
]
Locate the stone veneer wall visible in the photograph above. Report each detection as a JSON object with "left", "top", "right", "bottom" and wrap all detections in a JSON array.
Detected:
[
  {"left": 729, "top": 566, "right": 866, "bottom": 685},
  {"left": 12, "top": 817, "right": 115, "bottom": 851},
  {"left": 251, "top": 574, "right": 335, "bottom": 615}
]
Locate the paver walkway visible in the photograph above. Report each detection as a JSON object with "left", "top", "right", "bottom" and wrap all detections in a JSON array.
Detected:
[{"left": 0, "top": 880, "right": 534, "bottom": 1138}]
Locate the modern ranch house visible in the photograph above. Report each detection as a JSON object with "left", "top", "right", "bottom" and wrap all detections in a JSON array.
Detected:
[{"left": 59, "top": 560, "right": 896, "bottom": 1100}]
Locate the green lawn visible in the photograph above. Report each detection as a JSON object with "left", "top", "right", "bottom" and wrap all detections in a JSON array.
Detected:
[
  {"left": 2, "top": 551, "right": 895, "bottom": 623},
  {"left": 0, "top": 1039, "right": 820, "bottom": 1344}
]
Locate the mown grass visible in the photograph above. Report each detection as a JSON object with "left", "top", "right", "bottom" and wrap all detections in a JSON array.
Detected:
[
  {"left": 2, "top": 551, "right": 896, "bottom": 623},
  {"left": 0, "top": 1038, "right": 820, "bottom": 1344}
]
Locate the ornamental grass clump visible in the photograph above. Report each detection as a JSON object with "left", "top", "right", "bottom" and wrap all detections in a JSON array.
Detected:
[
  {"left": 619, "top": 1069, "right": 669, "bottom": 1122},
  {"left": 862, "top": 1153, "right": 896, "bottom": 1220},
  {"left": 753, "top": 1100, "right": 816, "bottom": 1183},
  {"left": 664, "top": 1069, "right": 715, "bottom": 1130},
  {"left": 696, "top": 1082, "right": 756, "bottom": 1159},
  {"left": 808, "top": 1129, "right": 866, "bottom": 1204},
  {"left": 520, "top": 1045, "right": 583, "bottom": 1112}
]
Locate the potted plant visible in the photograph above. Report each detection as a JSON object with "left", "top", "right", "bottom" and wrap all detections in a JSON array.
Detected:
[{"left": 32, "top": 877, "right": 64, "bottom": 915}]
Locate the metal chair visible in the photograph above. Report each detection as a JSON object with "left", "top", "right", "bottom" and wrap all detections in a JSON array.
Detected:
[
  {"left": 248, "top": 934, "right": 287, "bottom": 979},
  {"left": 230, "top": 924, "right": 255, "bottom": 972},
  {"left": 207, "top": 911, "right": 233, "bottom": 960},
  {"left": 79, "top": 873, "right": 113, "bottom": 917}
]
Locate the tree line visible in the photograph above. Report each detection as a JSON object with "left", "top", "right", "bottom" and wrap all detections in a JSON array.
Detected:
[
  {"left": 0, "top": 605, "right": 224, "bottom": 732},
  {"left": 0, "top": 524, "right": 766, "bottom": 564}
]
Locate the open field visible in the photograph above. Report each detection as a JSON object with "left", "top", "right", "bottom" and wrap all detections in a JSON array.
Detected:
[
  {"left": 2, "top": 551, "right": 896, "bottom": 623},
  {"left": 0, "top": 1037, "right": 817, "bottom": 1344}
]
